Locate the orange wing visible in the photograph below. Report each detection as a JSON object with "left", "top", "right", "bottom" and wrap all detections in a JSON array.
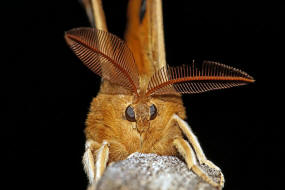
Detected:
[
  {"left": 80, "top": 0, "right": 107, "bottom": 30},
  {"left": 125, "top": 0, "right": 166, "bottom": 78}
]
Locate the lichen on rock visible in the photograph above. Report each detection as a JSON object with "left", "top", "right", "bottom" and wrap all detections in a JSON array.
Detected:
[{"left": 90, "top": 153, "right": 222, "bottom": 190}]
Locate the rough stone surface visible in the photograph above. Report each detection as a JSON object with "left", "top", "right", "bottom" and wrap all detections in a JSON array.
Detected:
[{"left": 93, "top": 153, "right": 222, "bottom": 190}]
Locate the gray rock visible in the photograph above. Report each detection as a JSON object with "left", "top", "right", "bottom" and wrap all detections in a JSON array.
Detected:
[{"left": 93, "top": 152, "right": 222, "bottom": 190}]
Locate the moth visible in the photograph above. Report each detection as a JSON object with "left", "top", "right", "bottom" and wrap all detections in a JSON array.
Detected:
[{"left": 65, "top": 0, "right": 254, "bottom": 189}]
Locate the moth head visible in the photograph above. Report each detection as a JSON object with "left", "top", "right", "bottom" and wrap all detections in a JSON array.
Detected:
[{"left": 125, "top": 102, "right": 158, "bottom": 133}]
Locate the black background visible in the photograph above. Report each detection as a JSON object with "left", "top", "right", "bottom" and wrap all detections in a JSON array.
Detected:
[{"left": 9, "top": 0, "right": 281, "bottom": 189}]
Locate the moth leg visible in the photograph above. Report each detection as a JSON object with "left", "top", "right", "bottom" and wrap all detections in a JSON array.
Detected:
[
  {"left": 172, "top": 114, "right": 225, "bottom": 188},
  {"left": 173, "top": 137, "right": 219, "bottom": 188},
  {"left": 83, "top": 139, "right": 109, "bottom": 184}
]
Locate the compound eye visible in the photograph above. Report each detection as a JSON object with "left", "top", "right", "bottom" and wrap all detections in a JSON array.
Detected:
[
  {"left": 150, "top": 104, "right": 157, "bottom": 120},
  {"left": 125, "top": 105, "right": 136, "bottom": 122}
]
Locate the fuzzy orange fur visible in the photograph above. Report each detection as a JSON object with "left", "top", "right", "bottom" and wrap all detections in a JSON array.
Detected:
[{"left": 85, "top": 80, "right": 186, "bottom": 163}]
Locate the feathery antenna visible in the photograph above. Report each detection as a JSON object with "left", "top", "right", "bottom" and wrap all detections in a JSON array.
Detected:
[
  {"left": 65, "top": 27, "right": 139, "bottom": 95},
  {"left": 146, "top": 61, "right": 254, "bottom": 96}
]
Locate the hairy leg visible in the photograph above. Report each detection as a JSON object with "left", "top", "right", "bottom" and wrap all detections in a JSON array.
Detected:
[
  {"left": 83, "top": 139, "right": 109, "bottom": 184},
  {"left": 173, "top": 137, "right": 220, "bottom": 188},
  {"left": 172, "top": 114, "right": 225, "bottom": 188}
]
